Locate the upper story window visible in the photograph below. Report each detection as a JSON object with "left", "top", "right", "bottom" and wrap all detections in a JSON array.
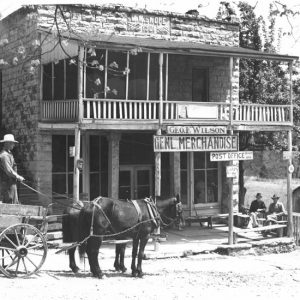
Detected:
[
  {"left": 42, "top": 57, "right": 78, "bottom": 100},
  {"left": 192, "top": 68, "right": 209, "bottom": 102},
  {"left": 85, "top": 49, "right": 163, "bottom": 100}
]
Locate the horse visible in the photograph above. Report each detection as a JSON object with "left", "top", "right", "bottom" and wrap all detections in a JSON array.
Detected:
[{"left": 62, "top": 195, "right": 180, "bottom": 278}]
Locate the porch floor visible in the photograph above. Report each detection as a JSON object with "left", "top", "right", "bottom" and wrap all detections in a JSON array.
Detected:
[{"left": 95, "top": 223, "right": 294, "bottom": 259}]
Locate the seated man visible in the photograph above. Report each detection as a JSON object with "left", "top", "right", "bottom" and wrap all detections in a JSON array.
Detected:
[
  {"left": 249, "top": 193, "right": 266, "bottom": 227},
  {"left": 266, "top": 194, "right": 287, "bottom": 224}
]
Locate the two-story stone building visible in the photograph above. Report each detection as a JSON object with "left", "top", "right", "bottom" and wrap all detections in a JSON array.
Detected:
[{"left": 0, "top": 4, "right": 298, "bottom": 226}]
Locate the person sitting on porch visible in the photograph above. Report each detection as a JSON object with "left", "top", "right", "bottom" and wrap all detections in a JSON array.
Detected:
[
  {"left": 266, "top": 194, "right": 287, "bottom": 224},
  {"left": 249, "top": 193, "right": 266, "bottom": 228}
]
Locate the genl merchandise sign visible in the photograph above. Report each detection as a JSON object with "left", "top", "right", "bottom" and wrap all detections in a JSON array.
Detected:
[{"left": 153, "top": 135, "right": 238, "bottom": 152}]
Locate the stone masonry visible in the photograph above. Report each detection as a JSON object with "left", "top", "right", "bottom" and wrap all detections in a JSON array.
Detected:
[{"left": 0, "top": 4, "right": 240, "bottom": 207}]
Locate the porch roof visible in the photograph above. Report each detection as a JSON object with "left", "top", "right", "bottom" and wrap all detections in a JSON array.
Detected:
[{"left": 60, "top": 32, "right": 298, "bottom": 62}]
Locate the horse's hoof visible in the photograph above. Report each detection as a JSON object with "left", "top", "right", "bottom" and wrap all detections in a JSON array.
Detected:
[
  {"left": 131, "top": 271, "right": 138, "bottom": 277},
  {"left": 93, "top": 272, "right": 104, "bottom": 279},
  {"left": 121, "top": 267, "right": 127, "bottom": 273},
  {"left": 114, "top": 265, "right": 121, "bottom": 271},
  {"left": 138, "top": 272, "right": 143, "bottom": 278},
  {"left": 71, "top": 266, "right": 80, "bottom": 273}
]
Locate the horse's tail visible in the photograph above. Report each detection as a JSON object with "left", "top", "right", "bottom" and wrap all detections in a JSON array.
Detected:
[
  {"left": 62, "top": 208, "right": 75, "bottom": 243},
  {"left": 78, "top": 242, "right": 87, "bottom": 262},
  {"left": 78, "top": 208, "right": 90, "bottom": 261}
]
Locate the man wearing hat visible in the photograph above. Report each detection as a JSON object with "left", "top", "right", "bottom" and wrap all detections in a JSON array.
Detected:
[
  {"left": 0, "top": 134, "right": 25, "bottom": 204},
  {"left": 267, "top": 194, "right": 287, "bottom": 223},
  {"left": 249, "top": 193, "right": 267, "bottom": 227}
]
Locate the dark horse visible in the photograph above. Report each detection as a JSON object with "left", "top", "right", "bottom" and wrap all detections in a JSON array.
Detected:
[{"left": 62, "top": 196, "right": 179, "bottom": 278}]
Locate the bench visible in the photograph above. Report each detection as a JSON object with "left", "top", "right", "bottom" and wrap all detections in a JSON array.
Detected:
[
  {"left": 233, "top": 223, "right": 287, "bottom": 243},
  {"left": 185, "top": 213, "right": 230, "bottom": 229},
  {"left": 185, "top": 216, "right": 213, "bottom": 228}
]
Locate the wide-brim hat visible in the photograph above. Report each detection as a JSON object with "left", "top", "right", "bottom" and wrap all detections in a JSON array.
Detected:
[
  {"left": 271, "top": 194, "right": 280, "bottom": 200},
  {"left": 0, "top": 134, "right": 18, "bottom": 143},
  {"left": 256, "top": 193, "right": 262, "bottom": 198}
]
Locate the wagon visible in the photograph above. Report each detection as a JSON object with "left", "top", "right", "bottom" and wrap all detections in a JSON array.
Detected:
[{"left": 0, "top": 203, "right": 49, "bottom": 278}]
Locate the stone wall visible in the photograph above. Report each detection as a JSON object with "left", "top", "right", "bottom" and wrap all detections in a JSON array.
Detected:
[
  {"left": 0, "top": 9, "right": 41, "bottom": 179},
  {"left": 36, "top": 4, "right": 239, "bottom": 47},
  {"left": 0, "top": 4, "right": 240, "bottom": 206}
]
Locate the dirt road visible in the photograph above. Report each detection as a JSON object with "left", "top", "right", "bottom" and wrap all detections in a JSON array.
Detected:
[{"left": 1, "top": 248, "right": 300, "bottom": 300}]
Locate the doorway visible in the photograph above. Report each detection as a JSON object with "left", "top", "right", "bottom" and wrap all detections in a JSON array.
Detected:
[{"left": 119, "top": 165, "right": 153, "bottom": 199}]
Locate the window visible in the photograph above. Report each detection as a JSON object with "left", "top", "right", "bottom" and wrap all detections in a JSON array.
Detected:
[
  {"left": 89, "top": 135, "right": 108, "bottom": 199},
  {"left": 52, "top": 135, "right": 82, "bottom": 196},
  {"left": 192, "top": 68, "right": 209, "bottom": 102},
  {"left": 42, "top": 57, "right": 78, "bottom": 100},
  {"left": 107, "top": 51, "right": 127, "bottom": 99},
  {"left": 129, "top": 52, "right": 148, "bottom": 100},
  {"left": 194, "top": 152, "right": 218, "bottom": 204},
  {"left": 86, "top": 49, "right": 106, "bottom": 98}
]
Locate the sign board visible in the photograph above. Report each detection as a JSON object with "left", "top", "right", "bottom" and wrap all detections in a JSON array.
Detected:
[
  {"left": 153, "top": 135, "right": 238, "bottom": 152},
  {"left": 166, "top": 126, "right": 227, "bottom": 135},
  {"left": 226, "top": 166, "right": 239, "bottom": 178},
  {"left": 288, "top": 164, "right": 295, "bottom": 173},
  {"left": 128, "top": 14, "right": 170, "bottom": 35},
  {"left": 283, "top": 151, "right": 292, "bottom": 160},
  {"left": 210, "top": 151, "right": 253, "bottom": 161},
  {"left": 178, "top": 104, "right": 218, "bottom": 119}
]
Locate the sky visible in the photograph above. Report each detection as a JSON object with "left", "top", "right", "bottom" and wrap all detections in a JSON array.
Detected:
[{"left": 1, "top": 0, "right": 300, "bottom": 56}]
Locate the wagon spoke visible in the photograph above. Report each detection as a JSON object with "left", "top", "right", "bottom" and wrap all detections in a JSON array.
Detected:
[
  {"left": 24, "top": 234, "right": 39, "bottom": 247},
  {"left": 25, "top": 255, "right": 38, "bottom": 270},
  {"left": 21, "top": 257, "right": 29, "bottom": 275},
  {"left": 2, "top": 234, "right": 18, "bottom": 249},
  {"left": 13, "top": 228, "right": 21, "bottom": 246},
  {"left": 27, "top": 243, "right": 43, "bottom": 250},
  {"left": 0, "top": 246, "right": 16, "bottom": 252},
  {"left": 4, "top": 255, "right": 18, "bottom": 270},
  {"left": 15, "top": 257, "right": 21, "bottom": 276},
  {"left": 21, "top": 226, "right": 28, "bottom": 245},
  {"left": 0, "top": 253, "right": 16, "bottom": 260},
  {"left": 27, "top": 251, "right": 44, "bottom": 257}
]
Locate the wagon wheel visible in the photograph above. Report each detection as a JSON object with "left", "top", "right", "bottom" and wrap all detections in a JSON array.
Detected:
[{"left": 0, "top": 223, "right": 47, "bottom": 278}]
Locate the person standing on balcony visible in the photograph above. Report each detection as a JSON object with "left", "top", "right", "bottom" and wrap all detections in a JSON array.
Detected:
[{"left": 0, "top": 134, "right": 25, "bottom": 204}]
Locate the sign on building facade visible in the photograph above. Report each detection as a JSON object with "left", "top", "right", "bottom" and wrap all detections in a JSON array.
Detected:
[{"left": 153, "top": 135, "right": 238, "bottom": 152}]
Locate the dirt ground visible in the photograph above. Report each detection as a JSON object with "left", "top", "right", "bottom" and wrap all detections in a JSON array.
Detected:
[{"left": 1, "top": 247, "right": 300, "bottom": 300}]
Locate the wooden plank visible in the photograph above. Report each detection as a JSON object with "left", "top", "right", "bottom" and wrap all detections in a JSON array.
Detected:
[
  {"left": 47, "top": 223, "right": 62, "bottom": 231},
  {"left": 47, "top": 231, "right": 63, "bottom": 240},
  {"left": 0, "top": 203, "right": 45, "bottom": 216},
  {"left": 233, "top": 224, "right": 286, "bottom": 234},
  {"left": 0, "top": 215, "right": 23, "bottom": 229}
]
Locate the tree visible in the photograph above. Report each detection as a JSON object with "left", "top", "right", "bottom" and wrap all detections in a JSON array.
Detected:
[{"left": 217, "top": 1, "right": 299, "bottom": 208}]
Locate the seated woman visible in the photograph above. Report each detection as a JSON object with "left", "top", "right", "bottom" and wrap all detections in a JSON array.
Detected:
[{"left": 249, "top": 193, "right": 266, "bottom": 228}]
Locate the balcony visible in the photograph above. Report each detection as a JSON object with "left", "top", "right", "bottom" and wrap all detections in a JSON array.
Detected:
[{"left": 41, "top": 99, "right": 293, "bottom": 128}]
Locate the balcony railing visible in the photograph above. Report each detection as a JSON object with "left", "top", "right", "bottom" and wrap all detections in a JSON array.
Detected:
[{"left": 41, "top": 98, "right": 292, "bottom": 125}]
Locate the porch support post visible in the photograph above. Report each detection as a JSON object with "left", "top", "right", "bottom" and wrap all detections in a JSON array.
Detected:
[
  {"left": 287, "top": 129, "right": 293, "bottom": 237},
  {"left": 73, "top": 45, "right": 84, "bottom": 206},
  {"left": 155, "top": 52, "right": 164, "bottom": 197},
  {"left": 228, "top": 57, "right": 234, "bottom": 244},
  {"left": 155, "top": 130, "right": 161, "bottom": 197},
  {"left": 108, "top": 132, "right": 121, "bottom": 199},
  {"left": 287, "top": 61, "right": 294, "bottom": 238},
  {"left": 159, "top": 52, "right": 164, "bottom": 126}
]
